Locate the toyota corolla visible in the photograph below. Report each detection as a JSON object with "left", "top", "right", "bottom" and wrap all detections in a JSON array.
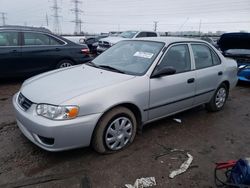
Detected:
[{"left": 13, "top": 37, "right": 238, "bottom": 153}]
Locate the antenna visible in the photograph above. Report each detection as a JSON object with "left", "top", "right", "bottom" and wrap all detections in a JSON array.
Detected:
[
  {"left": 0, "top": 12, "right": 7, "bottom": 26},
  {"left": 71, "top": 0, "right": 83, "bottom": 35},
  {"left": 51, "top": 0, "right": 61, "bottom": 34}
]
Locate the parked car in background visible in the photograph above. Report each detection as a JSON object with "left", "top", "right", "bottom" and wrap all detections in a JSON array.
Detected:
[
  {"left": 97, "top": 30, "right": 159, "bottom": 54},
  {"left": 200, "top": 36, "right": 218, "bottom": 49},
  {"left": 0, "top": 26, "right": 91, "bottom": 78},
  {"left": 13, "top": 37, "right": 237, "bottom": 153},
  {"left": 85, "top": 35, "right": 108, "bottom": 54},
  {"left": 218, "top": 32, "right": 250, "bottom": 82}
]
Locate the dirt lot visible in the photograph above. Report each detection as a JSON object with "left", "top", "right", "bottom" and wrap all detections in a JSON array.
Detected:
[{"left": 0, "top": 79, "right": 249, "bottom": 188}]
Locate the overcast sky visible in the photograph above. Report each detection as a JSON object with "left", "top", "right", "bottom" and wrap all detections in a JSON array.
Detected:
[{"left": 1, "top": 0, "right": 250, "bottom": 34}]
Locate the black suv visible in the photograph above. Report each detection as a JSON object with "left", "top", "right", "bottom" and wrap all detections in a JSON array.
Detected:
[{"left": 0, "top": 26, "right": 91, "bottom": 78}]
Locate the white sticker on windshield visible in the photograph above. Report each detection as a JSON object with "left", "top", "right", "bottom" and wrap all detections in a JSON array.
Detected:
[{"left": 133, "top": 51, "right": 154, "bottom": 59}]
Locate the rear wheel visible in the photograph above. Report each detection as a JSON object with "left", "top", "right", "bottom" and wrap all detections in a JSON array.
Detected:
[
  {"left": 206, "top": 83, "right": 228, "bottom": 112},
  {"left": 92, "top": 107, "right": 137, "bottom": 154},
  {"left": 56, "top": 59, "right": 74, "bottom": 69}
]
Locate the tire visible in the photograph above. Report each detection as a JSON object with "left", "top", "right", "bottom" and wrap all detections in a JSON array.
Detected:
[
  {"left": 206, "top": 83, "right": 228, "bottom": 112},
  {"left": 56, "top": 59, "right": 74, "bottom": 69},
  {"left": 92, "top": 107, "right": 137, "bottom": 154}
]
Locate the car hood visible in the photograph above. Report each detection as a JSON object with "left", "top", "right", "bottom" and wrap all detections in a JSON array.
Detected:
[
  {"left": 99, "top": 36, "right": 126, "bottom": 44},
  {"left": 20, "top": 65, "right": 135, "bottom": 104}
]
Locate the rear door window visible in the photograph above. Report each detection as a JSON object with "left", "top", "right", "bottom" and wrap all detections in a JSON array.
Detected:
[
  {"left": 23, "top": 32, "right": 63, "bottom": 46},
  {"left": 146, "top": 32, "right": 157, "bottom": 37},
  {"left": 191, "top": 44, "right": 213, "bottom": 69},
  {"left": 0, "top": 32, "right": 18, "bottom": 46},
  {"left": 211, "top": 50, "right": 221, "bottom": 65}
]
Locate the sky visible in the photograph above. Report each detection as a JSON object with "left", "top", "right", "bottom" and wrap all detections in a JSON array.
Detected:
[{"left": 0, "top": 0, "right": 250, "bottom": 34}]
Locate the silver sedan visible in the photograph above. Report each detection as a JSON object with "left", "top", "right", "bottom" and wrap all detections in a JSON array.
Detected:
[{"left": 13, "top": 37, "right": 238, "bottom": 153}]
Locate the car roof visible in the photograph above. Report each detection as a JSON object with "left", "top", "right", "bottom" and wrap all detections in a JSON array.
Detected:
[
  {"left": 133, "top": 36, "right": 206, "bottom": 44},
  {"left": 0, "top": 25, "right": 52, "bottom": 33}
]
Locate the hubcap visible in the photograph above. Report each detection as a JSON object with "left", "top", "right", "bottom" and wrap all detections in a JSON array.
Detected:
[
  {"left": 215, "top": 88, "right": 227, "bottom": 108},
  {"left": 105, "top": 117, "right": 133, "bottom": 150},
  {"left": 59, "top": 62, "right": 72, "bottom": 68}
]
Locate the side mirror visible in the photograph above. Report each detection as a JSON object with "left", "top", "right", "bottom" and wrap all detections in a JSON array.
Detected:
[{"left": 151, "top": 66, "right": 176, "bottom": 78}]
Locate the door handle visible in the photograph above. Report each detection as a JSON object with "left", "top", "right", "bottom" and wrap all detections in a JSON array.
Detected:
[
  {"left": 187, "top": 78, "right": 195, "bottom": 84},
  {"left": 55, "top": 48, "right": 60, "bottom": 51},
  {"left": 218, "top": 71, "right": 223, "bottom": 76},
  {"left": 11, "top": 49, "right": 18, "bottom": 53}
]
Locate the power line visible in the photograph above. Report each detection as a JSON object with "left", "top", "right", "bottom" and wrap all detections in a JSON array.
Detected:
[
  {"left": 0, "top": 12, "right": 7, "bottom": 26},
  {"left": 71, "top": 0, "right": 83, "bottom": 34},
  {"left": 51, "top": 0, "right": 61, "bottom": 34}
]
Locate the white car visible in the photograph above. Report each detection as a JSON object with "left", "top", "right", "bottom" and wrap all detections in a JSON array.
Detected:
[{"left": 97, "top": 31, "right": 159, "bottom": 54}]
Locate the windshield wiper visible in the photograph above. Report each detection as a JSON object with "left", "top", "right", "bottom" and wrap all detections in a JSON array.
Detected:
[
  {"left": 99, "top": 65, "right": 125, "bottom": 74},
  {"left": 85, "top": 61, "right": 100, "bottom": 68}
]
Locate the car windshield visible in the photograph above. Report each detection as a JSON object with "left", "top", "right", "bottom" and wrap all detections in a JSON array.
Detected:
[
  {"left": 119, "top": 31, "right": 138, "bottom": 38},
  {"left": 91, "top": 40, "right": 164, "bottom": 75}
]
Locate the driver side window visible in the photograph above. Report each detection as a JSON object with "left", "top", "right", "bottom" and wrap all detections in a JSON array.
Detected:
[{"left": 158, "top": 44, "right": 191, "bottom": 74}]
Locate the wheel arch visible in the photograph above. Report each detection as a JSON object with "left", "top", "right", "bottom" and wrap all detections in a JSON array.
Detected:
[
  {"left": 90, "top": 102, "right": 142, "bottom": 143},
  {"left": 56, "top": 57, "right": 76, "bottom": 68},
  {"left": 221, "top": 80, "right": 230, "bottom": 90}
]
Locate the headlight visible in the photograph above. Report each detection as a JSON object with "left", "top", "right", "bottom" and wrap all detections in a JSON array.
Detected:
[
  {"left": 239, "top": 65, "right": 246, "bottom": 69},
  {"left": 36, "top": 104, "right": 79, "bottom": 120},
  {"left": 239, "top": 65, "right": 250, "bottom": 70},
  {"left": 245, "top": 65, "right": 250, "bottom": 69}
]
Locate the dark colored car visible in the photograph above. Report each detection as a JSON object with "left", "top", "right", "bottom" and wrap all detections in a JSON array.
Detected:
[
  {"left": 218, "top": 32, "right": 250, "bottom": 82},
  {"left": 85, "top": 35, "right": 108, "bottom": 54},
  {"left": 0, "top": 26, "right": 92, "bottom": 78}
]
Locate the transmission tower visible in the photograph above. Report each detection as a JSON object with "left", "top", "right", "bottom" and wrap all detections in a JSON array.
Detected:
[
  {"left": 153, "top": 21, "right": 158, "bottom": 32},
  {"left": 51, "top": 0, "right": 61, "bottom": 34},
  {"left": 71, "top": 0, "right": 83, "bottom": 35},
  {"left": 0, "top": 12, "right": 7, "bottom": 26}
]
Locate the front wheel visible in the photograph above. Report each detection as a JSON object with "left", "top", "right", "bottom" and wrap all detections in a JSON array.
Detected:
[
  {"left": 206, "top": 83, "right": 228, "bottom": 112},
  {"left": 92, "top": 107, "right": 137, "bottom": 154}
]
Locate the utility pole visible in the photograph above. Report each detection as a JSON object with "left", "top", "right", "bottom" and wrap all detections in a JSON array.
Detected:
[
  {"left": 71, "top": 0, "right": 83, "bottom": 35},
  {"left": 153, "top": 21, "right": 158, "bottom": 32},
  {"left": 199, "top": 20, "right": 202, "bottom": 36},
  {"left": 0, "top": 12, "right": 7, "bottom": 26},
  {"left": 51, "top": 0, "right": 61, "bottom": 34},
  {"left": 46, "top": 13, "right": 49, "bottom": 27}
]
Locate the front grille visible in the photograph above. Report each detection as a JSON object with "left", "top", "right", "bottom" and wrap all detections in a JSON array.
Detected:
[{"left": 18, "top": 93, "right": 33, "bottom": 111}]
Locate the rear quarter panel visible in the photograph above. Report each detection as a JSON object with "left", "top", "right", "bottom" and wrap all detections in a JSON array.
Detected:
[{"left": 222, "top": 57, "right": 238, "bottom": 89}]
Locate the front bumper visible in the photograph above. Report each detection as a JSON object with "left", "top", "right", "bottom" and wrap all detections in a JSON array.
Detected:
[{"left": 12, "top": 93, "right": 102, "bottom": 151}]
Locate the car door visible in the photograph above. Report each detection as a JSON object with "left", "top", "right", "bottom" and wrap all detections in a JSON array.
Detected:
[
  {"left": 190, "top": 43, "right": 224, "bottom": 105},
  {"left": 148, "top": 44, "right": 196, "bottom": 120},
  {"left": 21, "top": 31, "right": 65, "bottom": 74},
  {"left": 0, "top": 31, "right": 22, "bottom": 77}
]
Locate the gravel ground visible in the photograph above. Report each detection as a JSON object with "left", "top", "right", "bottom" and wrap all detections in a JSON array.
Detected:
[{"left": 0, "top": 79, "right": 249, "bottom": 188}]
